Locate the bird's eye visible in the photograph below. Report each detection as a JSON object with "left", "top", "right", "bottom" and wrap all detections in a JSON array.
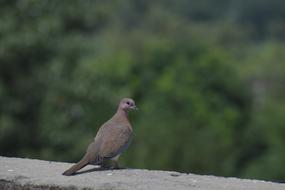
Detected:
[{"left": 126, "top": 102, "right": 130, "bottom": 105}]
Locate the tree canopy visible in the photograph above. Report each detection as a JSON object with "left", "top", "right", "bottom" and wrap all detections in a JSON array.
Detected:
[{"left": 0, "top": 0, "right": 285, "bottom": 182}]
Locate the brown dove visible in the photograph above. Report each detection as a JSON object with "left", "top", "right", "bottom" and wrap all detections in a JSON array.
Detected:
[{"left": 62, "top": 98, "right": 137, "bottom": 176}]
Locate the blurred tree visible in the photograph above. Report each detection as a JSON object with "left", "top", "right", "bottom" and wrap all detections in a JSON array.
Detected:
[{"left": 0, "top": 0, "right": 285, "bottom": 182}]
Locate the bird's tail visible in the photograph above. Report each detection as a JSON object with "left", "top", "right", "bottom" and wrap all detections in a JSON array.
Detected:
[{"left": 62, "top": 155, "right": 89, "bottom": 176}]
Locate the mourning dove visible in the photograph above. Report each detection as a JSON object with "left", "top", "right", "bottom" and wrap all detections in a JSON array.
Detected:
[{"left": 62, "top": 98, "right": 137, "bottom": 176}]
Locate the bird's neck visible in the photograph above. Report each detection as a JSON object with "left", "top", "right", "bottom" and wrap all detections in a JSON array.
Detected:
[
  {"left": 116, "top": 108, "right": 128, "bottom": 118},
  {"left": 112, "top": 108, "right": 131, "bottom": 128},
  {"left": 115, "top": 108, "right": 129, "bottom": 121}
]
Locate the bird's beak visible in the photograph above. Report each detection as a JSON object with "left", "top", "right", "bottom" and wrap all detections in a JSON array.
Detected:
[{"left": 130, "top": 105, "right": 138, "bottom": 110}]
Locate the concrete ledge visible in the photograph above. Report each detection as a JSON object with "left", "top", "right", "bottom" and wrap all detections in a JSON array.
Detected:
[{"left": 0, "top": 156, "right": 284, "bottom": 190}]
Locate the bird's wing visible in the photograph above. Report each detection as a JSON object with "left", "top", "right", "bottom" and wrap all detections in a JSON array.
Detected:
[
  {"left": 85, "top": 140, "right": 102, "bottom": 163},
  {"left": 98, "top": 124, "right": 132, "bottom": 159}
]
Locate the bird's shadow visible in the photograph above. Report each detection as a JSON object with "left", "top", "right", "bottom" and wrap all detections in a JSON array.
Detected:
[{"left": 73, "top": 166, "right": 126, "bottom": 175}]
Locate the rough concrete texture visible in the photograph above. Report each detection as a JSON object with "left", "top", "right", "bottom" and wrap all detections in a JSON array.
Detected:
[{"left": 0, "top": 156, "right": 284, "bottom": 190}]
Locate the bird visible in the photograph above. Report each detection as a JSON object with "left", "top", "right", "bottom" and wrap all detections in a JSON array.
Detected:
[{"left": 62, "top": 98, "right": 138, "bottom": 176}]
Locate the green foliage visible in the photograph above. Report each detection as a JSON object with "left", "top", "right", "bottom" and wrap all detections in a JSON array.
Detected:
[{"left": 0, "top": 0, "right": 285, "bottom": 182}]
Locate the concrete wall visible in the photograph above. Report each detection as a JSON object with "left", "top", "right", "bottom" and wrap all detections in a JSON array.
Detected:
[{"left": 0, "top": 156, "right": 284, "bottom": 190}]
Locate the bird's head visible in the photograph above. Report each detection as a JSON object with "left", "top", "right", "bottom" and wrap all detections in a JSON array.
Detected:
[{"left": 119, "top": 98, "right": 138, "bottom": 112}]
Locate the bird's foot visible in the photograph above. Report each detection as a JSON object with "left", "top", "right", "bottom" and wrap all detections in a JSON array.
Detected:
[
  {"left": 100, "top": 161, "right": 125, "bottom": 170},
  {"left": 110, "top": 161, "right": 125, "bottom": 170},
  {"left": 110, "top": 165, "right": 125, "bottom": 170}
]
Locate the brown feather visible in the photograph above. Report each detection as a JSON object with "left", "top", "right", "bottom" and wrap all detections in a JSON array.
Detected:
[
  {"left": 62, "top": 154, "right": 89, "bottom": 176},
  {"left": 62, "top": 98, "right": 136, "bottom": 176}
]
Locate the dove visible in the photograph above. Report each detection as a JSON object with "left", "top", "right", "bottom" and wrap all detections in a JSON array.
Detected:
[{"left": 62, "top": 98, "right": 137, "bottom": 176}]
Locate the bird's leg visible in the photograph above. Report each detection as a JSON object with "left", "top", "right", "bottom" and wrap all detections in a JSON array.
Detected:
[
  {"left": 110, "top": 155, "right": 124, "bottom": 169},
  {"left": 111, "top": 160, "right": 120, "bottom": 169},
  {"left": 100, "top": 160, "right": 111, "bottom": 170},
  {"left": 100, "top": 159, "right": 120, "bottom": 170}
]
